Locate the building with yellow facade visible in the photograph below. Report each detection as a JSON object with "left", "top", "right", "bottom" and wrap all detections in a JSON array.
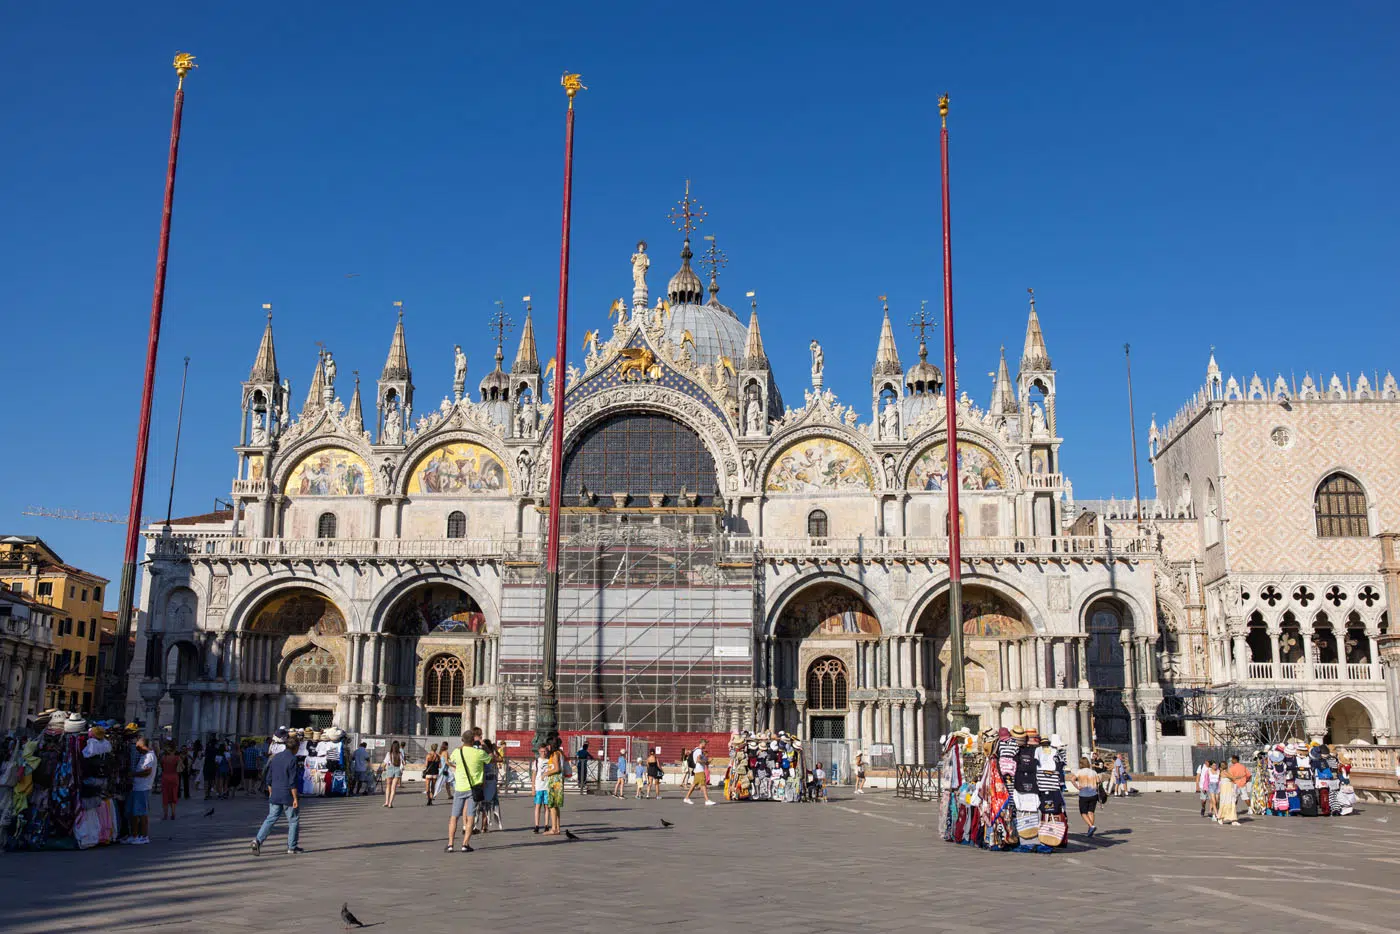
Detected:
[{"left": 0, "top": 535, "right": 109, "bottom": 714}]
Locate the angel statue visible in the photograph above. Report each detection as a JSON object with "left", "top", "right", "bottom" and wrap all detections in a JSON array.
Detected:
[
  {"left": 630, "top": 240, "right": 650, "bottom": 304},
  {"left": 809, "top": 340, "right": 824, "bottom": 384},
  {"left": 453, "top": 345, "right": 468, "bottom": 396},
  {"left": 323, "top": 352, "right": 337, "bottom": 390}
]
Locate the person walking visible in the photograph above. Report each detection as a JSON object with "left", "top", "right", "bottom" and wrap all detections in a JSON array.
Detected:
[
  {"left": 382, "top": 741, "right": 404, "bottom": 808},
  {"left": 160, "top": 743, "right": 182, "bottom": 820},
  {"left": 532, "top": 744, "right": 550, "bottom": 834},
  {"left": 215, "top": 743, "right": 232, "bottom": 799},
  {"left": 646, "top": 747, "right": 664, "bottom": 799},
  {"left": 1220, "top": 755, "right": 1249, "bottom": 826},
  {"left": 634, "top": 756, "right": 647, "bottom": 799},
  {"left": 350, "top": 742, "right": 371, "bottom": 796},
  {"left": 423, "top": 745, "right": 442, "bottom": 806},
  {"left": 854, "top": 750, "right": 867, "bottom": 795},
  {"left": 683, "top": 738, "right": 716, "bottom": 806},
  {"left": 1068, "top": 756, "right": 1104, "bottom": 838},
  {"left": 1197, "top": 758, "right": 1211, "bottom": 817},
  {"left": 178, "top": 745, "right": 191, "bottom": 800},
  {"left": 242, "top": 740, "right": 261, "bottom": 795},
  {"left": 1206, "top": 760, "right": 1222, "bottom": 822},
  {"left": 612, "top": 748, "right": 628, "bottom": 798},
  {"left": 250, "top": 736, "right": 302, "bottom": 856},
  {"left": 445, "top": 731, "right": 490, "bottom": 853},
  {"left": 575, "top": 741, "right": 592, "bottom": 795},
  {"left": 202, "top": 742, "right": 218, "bottom": 801},
  {"left": 434, "top": 741, "right": 452, "bottom": 799},
  {"left": 1112, "top": 754, "right": 1131, "bottom": 796}
]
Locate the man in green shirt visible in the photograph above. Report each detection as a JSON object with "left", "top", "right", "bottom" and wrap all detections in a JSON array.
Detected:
[{"left": 445, "top": 731, "right": 490, "bottom": 853}]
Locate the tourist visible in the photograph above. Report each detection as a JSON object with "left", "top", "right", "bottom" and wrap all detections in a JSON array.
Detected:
[
  {"left": 382, "top": 740, "right": 405, "bottom": 808},
  {"left": 1206, "top": 760, "right": 1222, "bottom": 822},
  {"left": 159, "top": 743, "right": 182, "bottom": 820},
  {"left": 434, "top": 741, "right": 452, "bottom": 799},
  {"left": 647, "top": 746, "right": 664, "bottom": 799},
  {"left": 477, "top": 740, "right": 500, "bottom": 833},
  {"left": 532, "top": 743, "right": 550, "bottom": 833},
  {"left": 350, "top": 742, "right": 371, "bottom": 795},
  {"left": 633, "top": 755, "right": 647, "bottom": 799},
  {"left": 216, "top": 742, "right": 233, "bottom": 799},
  {"left": 251, "top": 734, "right": 301, "bottom": 856},
  {"left": 1221, "top": 755, "right": 1250, "bottom": 826},
  {"left": 1108, "top": 754, "right": 1126, "bottom": 796},
  {"left": 230, "top": 741, "right": 244, "bottom": 795},
  {"left": 812, "top": 761, "right": 828, "bottom": 802},
  {"left": 1068, "top": 756, "right": 1103, "bottom": 838},
  {"left": 854, "top": 750, "right": 867, "bottom": 795},
  {"left": 446, "top": 729, "right": 490, "bottom": 852},
  {"left": 123, "top": 735, "right": 156, "bottom": 845},
  {"left": 423, "top": 744, "right": 441, "bottom": 806},
  {"left": 242, "top": 740, "right": 262, "bottom": 795},
  {"left": 178, "top": 745, "right": 192, "bottom": 799},
  {"left": 202, "top": 742, "right": 218, "bottom": 800},
  {"left": 1197, "top": 759, "right": 1211, "bottom": 817},
  {"left": 545, "top": 736, "right": 566, "bottom": 834},
  {"left": 684, "top": 738, "right": 716, "bottom": 806},
  {"left": 612, "top": 748, "right": 628, "bottom": 798},
  {"left": 575, "top": 741, "right": 592, "bottom": 794}
]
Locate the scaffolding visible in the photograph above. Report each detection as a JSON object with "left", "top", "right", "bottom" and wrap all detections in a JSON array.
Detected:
[
  {"left": 499, "top": 512, "right": 752, "bottom": 735},
  {"left": 1159, "top": 685, "right": 1306, "bottom": 755}
]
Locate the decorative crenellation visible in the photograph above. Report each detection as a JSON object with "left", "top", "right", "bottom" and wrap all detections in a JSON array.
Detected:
[{"left": 1155, "top": 356, "right": 1400, "bottom": 455}]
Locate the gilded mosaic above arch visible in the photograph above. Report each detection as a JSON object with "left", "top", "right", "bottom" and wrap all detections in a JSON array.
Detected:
[
  {"left": 906, "top": 440, "right": 1005, "bottom": 492},
  {"left": 408, "top": 442, "right": 509, "bottom": 495},
  {"left": 284, "top": 447, "right": 372, "bottom": 496},
  {"left": 765, "top": 437, "right": 871, "bottom": 492}
]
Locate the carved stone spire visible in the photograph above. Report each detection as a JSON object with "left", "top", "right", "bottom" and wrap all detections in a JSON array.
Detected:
[
  {"left": 302, "top": 350, "right": 326, "bottom": 417},
  {"left": 989, "top": 345, "right": 1018, "bottom": 416},
  {"left": 249, "top": 310, "right": 279, "bottom": 383},
  {"left": 346, "top": 372, "right": 364, "bottom": 434},
  {"left": 381, "top": 307, "right": 412, "bottom": 382},
  {"left": 744, "top": 304, "right": 767, "bottom": 370},
  {"left": 512, "top": 310, "right": 540, "bottom": 375},
  {"left": 873, "top": 301, "right": 902, "bottom": 377},
  {"left": 1020, "top": 289, "right": 1052, "bottom": 370}
]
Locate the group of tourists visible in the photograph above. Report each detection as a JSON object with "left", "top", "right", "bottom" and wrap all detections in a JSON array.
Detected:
[{"left": 1194, "top": 741, "right": 1359, "bottom": 823}]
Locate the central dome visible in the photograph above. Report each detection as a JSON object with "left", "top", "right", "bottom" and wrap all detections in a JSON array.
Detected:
[{"left": 662, "top": 297, "right": 748, "bottom": 367}]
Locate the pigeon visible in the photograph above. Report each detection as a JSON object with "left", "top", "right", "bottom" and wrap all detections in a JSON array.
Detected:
[
  {"left": 660, "top": 818, "right": 674, "bottom": 828},
  {"left": 340, "top": 903, "right": 364, "bottom": 928},
  {"left": 564, "top": 829, "right": 580, "bottom": 841},
  {"left": 203, "top": 808, "right": 215, "bottom": 818}
]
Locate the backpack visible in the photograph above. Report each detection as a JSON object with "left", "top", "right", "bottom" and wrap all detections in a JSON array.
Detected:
[{"left": 686, "top": 750, "right": 696, "bottom": 769}]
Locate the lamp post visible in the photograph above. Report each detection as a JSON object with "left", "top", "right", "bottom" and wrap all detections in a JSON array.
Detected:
[
  {"left": 534, "top": 73, "right": 585, "bottom": 752},
  {"left": 113, "top": 53, "right": 197, "bottom": 715}
]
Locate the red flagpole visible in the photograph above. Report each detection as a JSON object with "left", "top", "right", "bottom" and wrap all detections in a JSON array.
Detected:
[
  {"left": 113, "top": 53, "right": 197, "bottom": 707},
  {"left": 940, "top": 94, "right": 972, "bottom": 732},
  {"left": 535, "top": 73, "right": 584, "bottom": 750}
]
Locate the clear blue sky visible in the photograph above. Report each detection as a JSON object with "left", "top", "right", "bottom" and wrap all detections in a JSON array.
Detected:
[{"left": 4, "top": 3, "right": 1397, "bottom": 606}]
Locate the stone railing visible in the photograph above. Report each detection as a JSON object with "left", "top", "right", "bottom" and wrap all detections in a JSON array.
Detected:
[
  {"left": 1245, "top": 660, "right": 1380, "bottom": 682},
  {"left": 1337, "top": 744, "right": 1398, "bottom": 774},
  {"left": 728, "top": 534, "right": 1149, "bottom": 560},
  {"left": 232, "top": 478, "right": 269, "bottom": 495},
  {"left": 1026, "top": 472, "right": 1064, "bottom": 490}
]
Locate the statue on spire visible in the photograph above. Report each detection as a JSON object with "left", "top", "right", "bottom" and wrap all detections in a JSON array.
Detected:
[
  {"left": 453, "top": 345, "right": 468, "bottom": 400},
  {"left": 630, "top": 240, "right": 650, "bottom": 310}
]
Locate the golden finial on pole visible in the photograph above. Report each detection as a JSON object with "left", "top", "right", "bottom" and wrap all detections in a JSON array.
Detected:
[
  {"left": 173, "top": 52, "right": 197, "bottom": 88},
  {"left": 938, "top": 93, "right": 949, "bottom": 127},
  {"left": 561, "top": 72, "right": 586, "bottom": 108}
]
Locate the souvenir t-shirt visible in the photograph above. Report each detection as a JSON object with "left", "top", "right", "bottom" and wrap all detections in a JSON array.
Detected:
[{"left": 1013, "top": 746, "right": 1039, "bottom": 793}]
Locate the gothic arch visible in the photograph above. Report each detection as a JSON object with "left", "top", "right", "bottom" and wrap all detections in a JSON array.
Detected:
[
  {"left": 365, "top": 571, "right": 499, "bottom": 636},
  {"left": 764, "top": 570, "right": 894, "bottom": 639},
  {"left": 1320, "top": 691, "right": 1383, "bottom": 733},
  {"left": 278, "top": 640, "right": 344, "bottom": 690},
  {"left": 153, "top": 584, "right": 199, "bottom": 632},
  {"left": 900, "top": 573, "right": 1045, "bottom": 636},
  {"left": 227, "top": 575, "right": 359, "bottom": 635},
  {"left": 1073, "top": 587, "right": 1153, "bottom": 637},
  {"left": 560, "top": 385, "right": 742, "bottom": 498},
  {"left": 396, "top": 428, "right": 515, "bottom": 497},
  {"left": 758, "top": 425, "right": 880, "bottom": 494},
  {"left": 899, "top": 428, "right": 1017, "bottom": 493}
]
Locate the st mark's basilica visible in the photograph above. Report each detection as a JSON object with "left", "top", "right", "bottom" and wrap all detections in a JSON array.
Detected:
[{"left": 125, "top": 188, "right": 1400, "bottom": 777}]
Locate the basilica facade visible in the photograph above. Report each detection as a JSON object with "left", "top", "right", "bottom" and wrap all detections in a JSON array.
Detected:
[{"left": 124, "top": 208, "right": 1400, "bottom": 776}]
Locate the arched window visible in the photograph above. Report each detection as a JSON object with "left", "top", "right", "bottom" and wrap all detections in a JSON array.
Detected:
[
  {"left": 807, "top": 509, "right": 829, "bottom": 541},
  {"left": 316, "top": 512, "right": 337, "bottom": 539},
  {"left": 285, "top": 647, "right": 339, "bottom": 689},
  {"left": 424, "top": 654, "right": 466, "bottom": 707},
  {"left": 446, "top": 511, "right": 467, "bottom": 539},
  {"left": 1315, "top": 474, "right": 1368, "bottom": 538},
  {"left": 1205, "top": 480, "right": 1221, "bottom": 545},
  {"left": 807, "top": 657, "right": 848, "bottom": 710}
]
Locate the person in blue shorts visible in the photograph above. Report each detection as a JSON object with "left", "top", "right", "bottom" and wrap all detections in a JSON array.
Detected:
[{"left": 532, "top": 743, "right": 550, "bottom": 833}]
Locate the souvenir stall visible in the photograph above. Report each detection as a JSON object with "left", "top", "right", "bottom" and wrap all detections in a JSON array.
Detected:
[
  {"left": 1258, "top": 741, "right": 1355, "bottom": 817},
  {"left": 725, "top": 731, "right": 807, "bottom": 802},
  {"left": 941, "top": 725, "right": 1068, "bottom": 853},
  {"left": 299, "top": 726, "right": 350, "bottom": 797},
  {"left": 1, "top": 711, "right": 140, "bottom": 851}
]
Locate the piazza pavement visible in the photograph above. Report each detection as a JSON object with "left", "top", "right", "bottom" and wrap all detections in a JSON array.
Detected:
[{"left": 3, "top": 784, "right": 1399, "bottom": 933}]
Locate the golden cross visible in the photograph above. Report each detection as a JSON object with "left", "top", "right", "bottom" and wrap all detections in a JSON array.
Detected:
[
  {"left": 700, "top": 234, "right": 727, "bottom": 284},
  {"left": 488, "top": 300, "right": 513, "bottom": 352},
  {"left": 668, "top": 179, "right": 706, "bottom": 238},
  {"left": 909, "top": 300, "right": 937, "bottom": 343}
]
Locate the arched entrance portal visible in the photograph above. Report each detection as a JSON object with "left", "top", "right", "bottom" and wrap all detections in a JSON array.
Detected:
[
  {"left": 1084, "top": 596, "right": 1143, "bottom": 763},
  {"left": 915, "top": 586, "right": 1034, "bottom": 752},
  {"left": 377, "top": 581, "right": 489, "bottom": 737},
  {"left": 1326, "top": 698, "right": 1374, "bottom": 745},
  {"left": 772, "top": 583, "right": 878, "bottom": 763}
]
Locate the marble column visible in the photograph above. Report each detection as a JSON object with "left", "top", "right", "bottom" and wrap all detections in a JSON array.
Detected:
[
  {"left": 1144, "top": 711, "right": 1160, "bottom": 774},
  {"left": 1039, "top": 699, "right": 1054, "bottom": 737},
  {"left": 1268, "top": 626, "right": 1282, "bottom": 671},
  {"left": 1232, "top": 632, "right": 1249, "bottom": 682},
  {"left": 1377, "top": 635, "right": 1400, "bottom": 743},
  {"left": 902, "top": 703, "right": 915, "bottom": 764},
  {"left": 1078, "top": 701, "right": 1092, "bottom": 754},
  {"left": 1076, "top": 636, "right": 1090, "bottom": 689}
]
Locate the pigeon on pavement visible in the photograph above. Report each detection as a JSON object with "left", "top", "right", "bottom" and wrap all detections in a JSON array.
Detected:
[
  {"left": 661, "top": 818, "right": 674, "bottom": 828},
  {"left": 203, "top": 808, "right": 215, "bottom": 818},
  {"left": 564, "top": 829, "right": 580, "bottom": 841},
  {"left": 340, "top": 903, "right": 364, "bottom": 928}
]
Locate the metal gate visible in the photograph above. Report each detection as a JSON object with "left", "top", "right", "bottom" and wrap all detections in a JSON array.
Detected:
[{"left": 811, "top": 740, "right": 852, "bottom": 785}]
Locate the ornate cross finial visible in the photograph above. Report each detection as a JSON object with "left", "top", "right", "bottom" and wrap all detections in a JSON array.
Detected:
[
  {"left": 910, "top": 300, "right": 936, "bottom": 343},
  {"left": 668, "top": 179, "right": 707, "bottom": 239},
  {"left": 700, "top": 234, "right": 727, "bottom": 287},
  {"left": 488, "top": 300, "right": 514, "bottom": 364}
]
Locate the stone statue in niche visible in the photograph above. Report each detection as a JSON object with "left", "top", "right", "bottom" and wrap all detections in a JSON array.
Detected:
[
  {"left": 882, "top": 452, "right": 896, "bottom": 488},
  {"left": 880, "top": 398, "right": 899, "bottom": 440},
  {"left": 250, "top": 413, "right": 268, "bottom": 446},
  {"left": 517, "top": 448, "right": 533, "bottom": 490},
  {"left": 382, "top": 404, "right": 403, "bottom": 444},
  {"left": 516, "top": 401, "right": 535, "bottom": 437},
  {"left": 1031, "top": 403, "right": 1047, "bottom": 435},
  {"left": 745, "top": 395, "right": 764, "bottom": 435},
  {"left": 742, "top": 449, "right": 757, "bottom": 488}
]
